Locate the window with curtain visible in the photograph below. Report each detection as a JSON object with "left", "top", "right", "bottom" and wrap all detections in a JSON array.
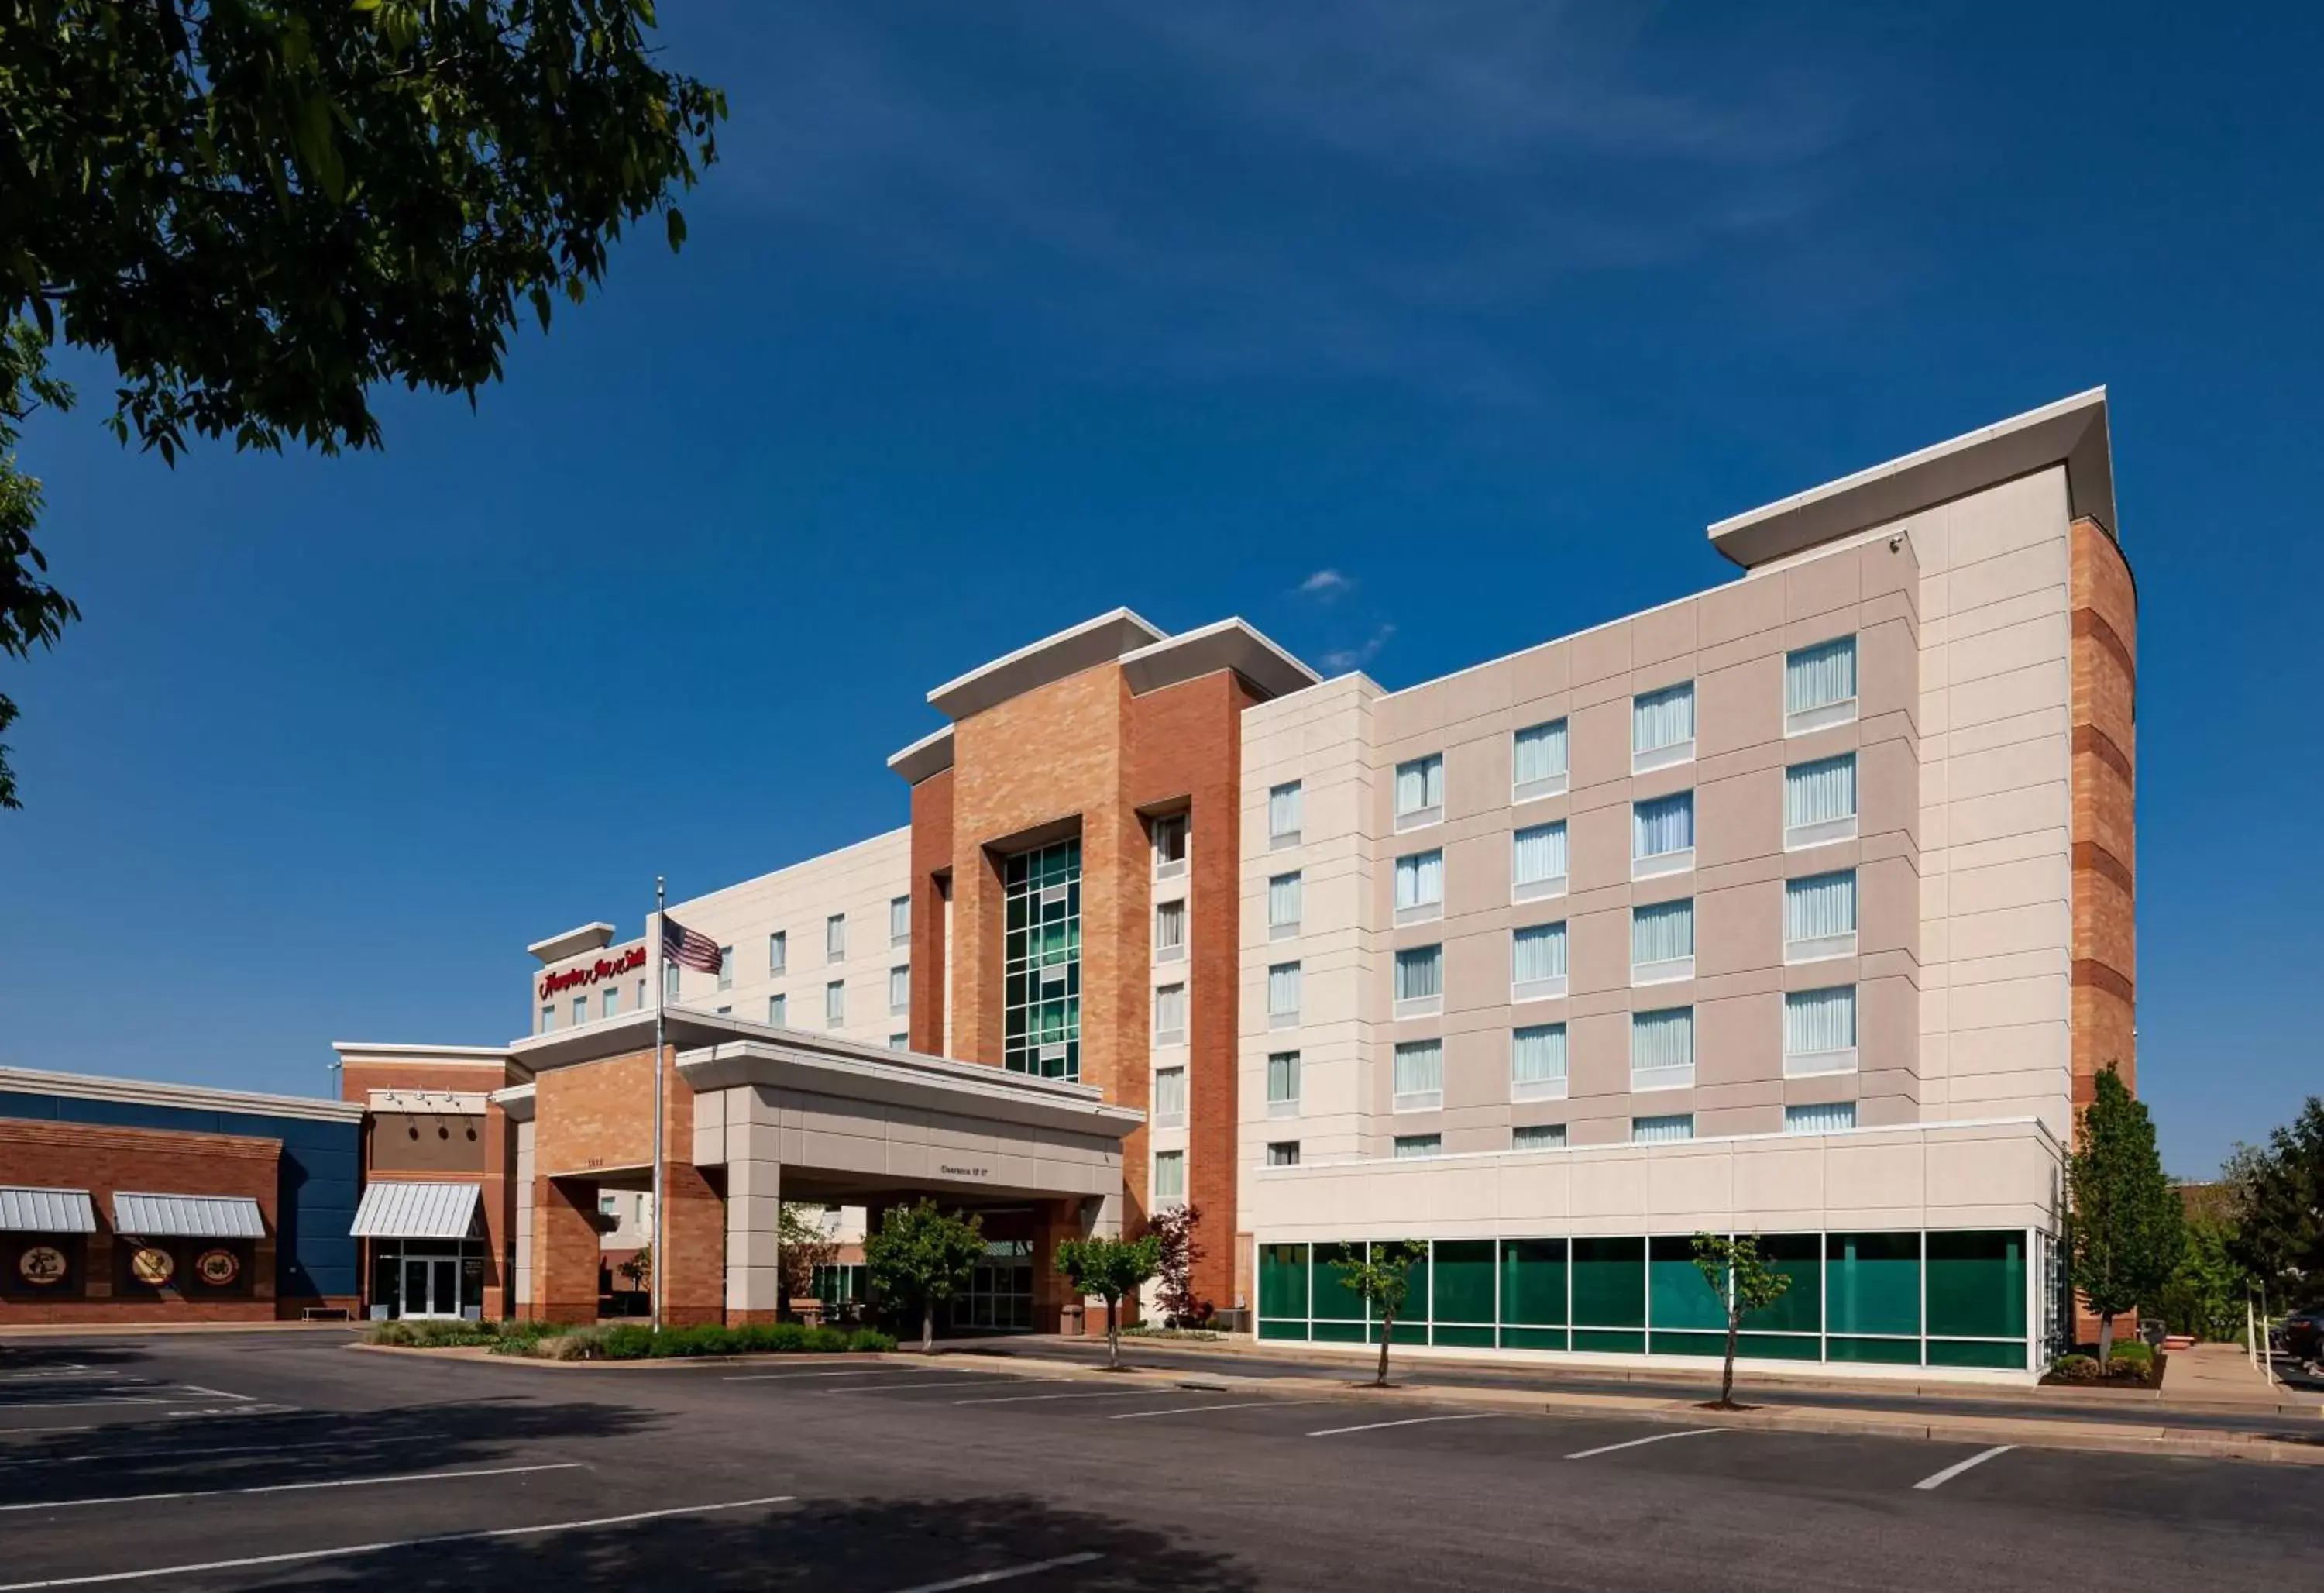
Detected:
[
  {"left": 1266, "top": 1051, "right": 1301, "bottom": 1106},
  {"left": 1394, "top": 944, "right": 1443, "bottom": 1003},
  {"left": 826, "top": 913, "right": 847, "bottom": 962},
  {"left": 1631, "top": 899, "right": 1694, "bottom": 971},
  {"left": 1267, "top": 962, "right": 1301, "bottom": 1020},
  {"left": 1631, "top": 1113, "right": 1695, "bottom": 1144},
  {"left": 1513, "top": 1123, "right": 1567, "bottom": 1151},
  {"left": 1785, "top": 869, "right": 1858, "bottom": 949},
  {"left": 1632, "top": 791, "right": 1695, "bottom": 861},
  {"left": 1786, "top": 635, "right": 1858, "bottom": 716},
  {"left": 890, "top": 896, "right": 911, "bottom": 944},
  {"left": 1154, "top": 1066, "right": 1187, "bottom": 1125},
  {"left": 1631, "top": 1006, "right": 1694, "bottom": 1079},
  {"left": 539, "top": 1003, "right": 555, "bottom": 1033},
  {"left": 1153, "top": 1151, "right": 1185, "bottom": 1202},
  {"left": 1394, "top": 849, "right": 1444, "bottom": 914},
  {"left": 663, "top": 962, "right": 680, "bottom": 1001},
  {"left": 717, "top": 949, "right": 734, "bottom": 992},
  {"left": 1152, "top": 814, "right": 1188, "bottom": 872},
  {"left": 768, "top": 931, "right": 787, "bottom": 975},
  {"left": 1392, "top": 1039, "right": 1443, "bottom": 1104},
  {"left": 889, "top": 1033, "right": 909, "bottom": 1050},
  {"left": 1394, "top": 753, "right": 1445, "bottom": 820},
  {"left": 1784, "top": 986, "right": 1858, "bottom": 1066},
  {"left": 1154, "top": 899, "right": 1186, "bottom": 953},
  {"left": 572, "top": 995, "right": 587, "bottom": 1027},
  {"left": 1267, "top": 1141, "right": 1301, "bottom": 1167},
  {"left": 1268, "top": 780, "right": 1303, "bottom": 844},
  {"left": 1513, "top": 719, "right": 1569, "bottom": 793},
  {"left": 825, "top": 979, "right": 845, "bottom": 1027},
  {"left": 1511, "top": 922, "right": 1567, "bottom": 988},
  {"left": 1267, "top": 871, "right": 1302, "bottom": 931},
  {"left": 603, "top": 987, "right": 620, "bottom": 1018},
  {"left": 1785, "top": 753, "right": 1858, "bottom": 834},
  {"left": 1512, "top": 822, "right": 1568, "bottom": 894},
  {"left": 768, "top": 993, "right": 787, "bottom": 1027},
  {"left": 1393, "top": 1134, "right": 1442, "bottom": 1159},
  {"left": 1154, "top": 982, "right": 1187, "bottom": 1039},
  {"left": 1511, "top": 1024, "right": 1568, "bottom": 1090},
  {"left": 1632, "top": 681, "right": 1696, "bottom": 759},
  {"left": 1785, "top": 1101, "right": 1857, "bottom": 1134},
  {"left": 889, "top": 965, "right": 910, "bottom": 1014}
]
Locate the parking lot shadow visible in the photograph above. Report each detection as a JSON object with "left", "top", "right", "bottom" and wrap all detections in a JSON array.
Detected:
[{"left": 261, "top": 1492, "right": 1257, "bottom": 1591}]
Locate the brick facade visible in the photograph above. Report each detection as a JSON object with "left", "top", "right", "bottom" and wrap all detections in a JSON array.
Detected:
[
  {"left": 2069, "top": 517, "right": 2137, "bottom": 1111},
  {"left": 341, "top": 1058, "right": 522, "bottom": 1320}
]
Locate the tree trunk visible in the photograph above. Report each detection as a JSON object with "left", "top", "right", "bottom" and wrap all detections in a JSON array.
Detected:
[
  {"left": 1721, "top": 1308, "right": 1739, "bottom": 1405},
  {"left": 1374, "top": 1312, "right": 1393, "bottom": 1387},
  {"left": 2097, "top": 1310, "right": 2115, "bottom": 1369},
  {"left": 921, "top": 1301, "right": 934, "bottom": 1354},
  {"left": 1106, "top": 1296, "right": 1120, "bottom": 1370}
]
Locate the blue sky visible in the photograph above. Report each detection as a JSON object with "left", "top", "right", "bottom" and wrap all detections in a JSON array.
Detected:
[{"left": 3, "top": 2, "right": 2317, "bottom": 1175}]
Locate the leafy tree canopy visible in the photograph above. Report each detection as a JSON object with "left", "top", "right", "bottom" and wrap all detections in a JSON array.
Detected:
[
  {"left": 2069, "top": 1065, "right": 2185, "bottom": 1353},
  {"left": 2226, "top": 1096, "right": 2324, "bottom": 1307},
  {"left": 864, "top": 1199, "right": 985, "bottom": 1351}
]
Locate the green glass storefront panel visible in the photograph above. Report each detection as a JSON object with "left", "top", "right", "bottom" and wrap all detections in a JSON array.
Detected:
[
  {"left": 1387, "top": 1244, "right": 1428, "bottom": 1326},
  {"left": 1501, "top": 1326, "right": 1568, "bottom": 1352},
  {"left": 1367, "top": 1319, "right": 1428, "bottom": 1346},
  {"left": 1572, "top": 1327, "right": 1645, "bottom": 1354},
  {"left": 1827, "top": 1334, "right": 1920, "bottom": 1364},
  {"left": 1648, "top": 1330, "right": 1726, "bottom": 1357},
  {"left": 1432, "top": 1240, "right": 1496, "bottom": 1326},
  {"left": 1434, "top": 1323, "right": 1495, "bottom": 1348},
  {"left": 1925, "top": 1231, "right": 2026, "bottom": 1340},
  {"left": 1927, "top": 1338, "right": 2026, "bottom": 1370},
  {"left": 1741, "top": 1235, "right": 1821, "bottom": 1334},
  {"left": 1572, "top": 1237, "right": 1645, "bottom": 1328},
  {"left": 1738, "top": 1333, "right": 1823, "bottom": 1361},
  {"left": 1827, "top": 1233, "right": 1920, "bottom": 1337},
  {"left": 1648, "top": 1236, "right": 1727, "bottom": 1331},
  {"left": 1312, "top": 1245, "right": 1365, "bottom": 1323},
  {"left": 1259, "top": 1244, "right": 1309, "bottom": 1321},
  {"left": 1313, "top": 1319, "right": 1367, "bottom": 1344},
  {"left": 1499, "top": 1239, "right": 1567, "bottom": 1326},
  {"left": 1258, "top": 1319, "right": 1310, "bottom": 1342}
]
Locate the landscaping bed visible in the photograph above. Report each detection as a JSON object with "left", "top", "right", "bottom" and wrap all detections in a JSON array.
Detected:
[
  {"left": 2044, "top": 1340, "right": 2168, "bottom": 1389},
  {"left": 366, "top": 1319, "right": 896, "bottom": 1361}
]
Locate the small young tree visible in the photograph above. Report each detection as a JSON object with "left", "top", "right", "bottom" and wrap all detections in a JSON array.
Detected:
[
  {"left": 1150, "top": 1202, "right": 1211, "bottom": 1326},
  {"left": 617, "top": 1244, "right": 651, "bottom": 1292},
  {"left": 1690, "top": 1234, "right": 1793, "bottom": 1409},
  {"left": 2070, "top": 1065, "right": 2186, "bottom": 1363},
  {"left": 777, "top": 1203, "right": 844, "bottom": 1313},
  {"left": 1054, "top": 1233, "right": 1164, "bottom": 1370},
  {"left": 865, "top": 1200, "right": 986, "bottom": 1353},
  {"left": 1330, "top": 1240, "right": 1428, "bottom": 1388}
]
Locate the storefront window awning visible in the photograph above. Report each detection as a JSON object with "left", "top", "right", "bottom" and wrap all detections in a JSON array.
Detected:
[
  {"left": 0, "top": 1186, "right": 97, "bottom": 1233},
  {"left": 349, "top": 1182, "right": 482, "bottom": 1240},
  {"left": 111, "top": 1192, "right": 266, "bottom": 1238}
]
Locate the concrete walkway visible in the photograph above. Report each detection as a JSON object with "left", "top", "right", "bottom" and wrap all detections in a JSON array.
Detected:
[{"left": 2165, "top": 1341, "right": 2314, "bottom": 1406}]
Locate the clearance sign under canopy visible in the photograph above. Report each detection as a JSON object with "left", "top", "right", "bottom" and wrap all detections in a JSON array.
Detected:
[{"left": 538, "top": 944, "right": 646, "bottom": 999}]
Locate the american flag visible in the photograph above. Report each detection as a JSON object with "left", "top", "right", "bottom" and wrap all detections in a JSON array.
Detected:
[{"left": 662, "top": 915, "right": 723, "bottom": 975}]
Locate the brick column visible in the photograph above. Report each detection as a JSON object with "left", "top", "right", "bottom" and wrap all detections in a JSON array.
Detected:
[
  {"left": 658, "top": 1054, "right": 725, "bottom": 1328},
  {"left": 533, "top": 1176, "right": 600, "bottom": 1323}
]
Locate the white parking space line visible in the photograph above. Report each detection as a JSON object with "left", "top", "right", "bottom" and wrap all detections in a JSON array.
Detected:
[
  {"left": 1564, "top": 1428, "right": 1728, "bottom": 1461},
  {"left": 1913, "top": 1444, "right": 2016, "bottom": 1491},
  {"left": 814, "top": 1378, "right": 1021, "bottom": 1395},
  {"left": 171, "top": 1385, "right": 253, "bottom": 1402},
  {"left": 724, "top": 1368, "right": 939, "bottom": 1382},
  {"left": 1109, "top": 1399, "right": 1332, "bottom": 1421},
  {"left": 1306, "top": 1412, "right": 1503, "bottom": 1439},
  {"left": 889, "top": 1551, "right": 1104, "bottom": 1592},
  {"left": 0, "top": 1460, "right": 586, "bottom": 1514},
  {"left": 0, "top": 1493, "right": 797, "bottom": 1591},
  {"left": 0, "top": 1400, "right": 170, "bottom": 1412},
  {"left": 0, "top": 1439, "right": 346, "bottom": 1471},
  {"left": 950, "top": 1388, "right": 1166, "bottom": 1407}
]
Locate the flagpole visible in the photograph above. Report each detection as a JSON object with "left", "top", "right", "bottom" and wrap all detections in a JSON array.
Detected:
[{"left": 651, "top": 874, "right": 666, "bottom": 1337}]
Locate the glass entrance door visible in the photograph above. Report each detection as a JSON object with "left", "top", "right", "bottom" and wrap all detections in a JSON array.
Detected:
[{"left": 401, "top": 1255, "right": 462, "bottom": 1319}]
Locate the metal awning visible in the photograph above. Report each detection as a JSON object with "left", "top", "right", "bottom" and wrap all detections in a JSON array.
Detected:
[
  {"left": 349, "top": 1182, "right": 482, "bottom": 1241},
  {"left": 0, "top": 1186, "right": 98, "bottom": 1233},
  {"left": 111, "top": 1192, "right": 266, "bottom": 1239}
]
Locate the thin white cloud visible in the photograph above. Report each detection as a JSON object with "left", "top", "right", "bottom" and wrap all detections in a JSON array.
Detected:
[
  {"left": 1297, "top": 569, "right": 1354, "bottom": 600},
  {"left": 1321, "top": 623, "right": 1397, "bottom": 672}
]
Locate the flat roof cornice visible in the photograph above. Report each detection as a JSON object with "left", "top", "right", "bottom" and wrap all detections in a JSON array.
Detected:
[
  {"left": 925, "top": 607, "right": 1164, "bottom": 721},
  {"left": 527, "top": 923, "right": 617, "bottom": 965},
  {"left": 677, "top": 1035, "right": 1144, "bottom": 1141},
  {"left": 0, "top": 1065, "right": 366, "bottom": 1124}
]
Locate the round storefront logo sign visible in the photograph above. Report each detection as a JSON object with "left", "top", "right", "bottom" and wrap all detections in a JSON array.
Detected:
[
  {"left": 17, "top": 1245, "right": 67, "bottom": 1286},
  {"left": 194, "top": 1248, "right": 240, "bottom": 1287},
  {"left": 129, "top": 1246, "right": 175, "bottom": 1286}
]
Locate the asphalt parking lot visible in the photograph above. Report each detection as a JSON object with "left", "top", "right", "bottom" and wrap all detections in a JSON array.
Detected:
[{"left": 0, "top": 1330, "right": 2318, "bottom": 1591}]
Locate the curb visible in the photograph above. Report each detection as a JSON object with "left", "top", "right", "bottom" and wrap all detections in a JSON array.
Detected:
[{"left": 343, "top": 1341, "right": 931, "bottom": 1372}]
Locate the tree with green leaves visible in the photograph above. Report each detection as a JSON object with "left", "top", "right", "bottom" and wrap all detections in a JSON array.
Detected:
[
  {"left": 2224, "top": 1098, "right": 2323, "bottom": 1309},
  {"left": 2155, "top": 1214, "right": 2254, "bottom": 1344},
  {"left": 1690, "top": 1233, "right": 1793, "bottom": 1409},
  {"left": 1054, "top": 1232, "right": 1163, "bottom": 1371},
  {"left": 1329, "top": 1240, "right": 1428, "bottom": 1388},
  {"left": 777, "top": 1202, "right": 842, "bottom": 1316},
  {"left": 864, "top": 1200, "right": 985, "bottom": 1354},
  {"left": 0, "top": 0, "right": 725, "bottom": 807},
  {"left": 2069, "top": 1065, "right": 2185, "bottom": 1363}
]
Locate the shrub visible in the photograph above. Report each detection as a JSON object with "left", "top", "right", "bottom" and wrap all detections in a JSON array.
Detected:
[
  {"left": 847, "top": 1328, "right": 897, "bottom": 1352},
  {"left": 2106, "top": 1340, "right": 2154, "bottom": 1365},
  {"left": 367, "top": 1320, "right": 418, "bottom": 1347},
  {"left": 485, "top": 1319, "right": 898, "bottom": 1361},
  {"left": 2052, "top": 1354, "right": 2101, "bottom": 1382}
]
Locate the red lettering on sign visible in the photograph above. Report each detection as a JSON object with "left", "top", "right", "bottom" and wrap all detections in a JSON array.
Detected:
[{"left": 537, "top": 943, "right": 647, "bottom": 999}]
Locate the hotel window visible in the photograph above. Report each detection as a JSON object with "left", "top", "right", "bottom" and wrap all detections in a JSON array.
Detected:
[
  {"left": 1154, "top": 899, "right": 1187, "bottom": 962},
  {"left": 889, "top": 965, "right": 910, "bottom": 1016},
  {"left": 1631, "top": 898, "right": 1695, "bottom": 986},
  {"left": 1394, "top": 753, "right": 1445, "bottom": 831},
  {"left": 768, "top": 993, "right": 787, "bottom": 1027},
  {"left": 1267, "top": 1051, "right": 1301, "bottom": 1116},
  {"left": 1511, "top": 1023, "right": 1568, "bottom": 1101},
  {"left": 890, "top": 896, "right": 911, "bottom": 946},
  {"left": 717, "top": 950, "right": 734, "bottom": 993},
  {"left": 1392, "top": 1038, "right": 1444, "bottom": 1111},
  {"left": 1512, "top": 821, "right": 1567, "bottom": 901},
  {"left": 603, "top": 987, "right": 619, "bottom": 1018},
  {"left": 1784, "top": 985, "right": 1859, "bottom": 1075},
  {"left": 1632, "top": 790, "right": 1695, "bottom": 879},
  {"left": 1267, "top": 962, "right": 1301, "bottom": 1027},
  {"left": 572, "top": 995, "right": 586, "bottom": 1027},
  {"left": 597, "top": 1192, "right": 621, "bottom": 1219},
  {"left": 889, "top": 1033, "right": 909, "bottom": 1051},
  {"left": 1785, "top": 869, "right": 1858, "bottom": 962},
  {"left": 1786, "top": 1101, "right": 1858, "bottom": 1134},
  {"left": 1394, "top": 848, "right": 1444, "bottom": 924},
  {"left": 1268, "top": 780, "right": 1303, "bottom": 848},
  {"left": 1268, "top": 872, "right": 1302, "bottom": 939},
  {"left": 1513, "top": 1123, "right": 1567, "bottom": 1151},
  {"left": 539, "top": 1003, "right": 555, "bottom": 1033},
  {"left": 1786, "top": 635, "right": 1858, "bottom": 735},
  {"left": 663, "top": 962, "right": 680, "bottom": 1002},
  {"left": 1393, "top": 1134, "right": 1442, "bottom": 1160},
  {"left": 1785, "top": 752, "right": 1858, "bottom": 848},
  {"left": 1003, "top": 838, "right": 1082, "bottom": 1081},
  {"left": 1154, "top": 1066, "right": 1188, "bottom": 1129},
  {"left": 716, "top": 1006, "right": 731, "bottom": 1017},
  {"left": 768, "top": 931, "right": 787, "bottom": 975},
  {"left": 1267, "top": 1141, "right": 1301, "bottom": 1168},
  {"left": 1631, "top": 1113, "right": 1695, "bottom": 1144},
  {"left": 1511, "top": 920, "right": 1568, "bottom": 1003},
  {"left": 1154, "top": 982, "right": 1188, "bottom": 1044},
  {"left": 1393, "top": 944, "right": 1443, "bottom": 1017},
  {"left": 1512, "top": 718, "right": 1569, "bottom": 802},
  {"left": 1631, "top": 1006, "right": 1695, "bottom": 1091},
  {"left": 1153, "top": 813, "right": 1188, "bottom": 880},
  {"left": 826, "top": 913, "right": 847, "bottom": 963},
  {"left": 636, "top": 979, "right": 647, "bottom": 1012},
  {"left": 1153, "top": 1150, "right": 1186, "bottom": 1205},
  {"left": 825, "top": 980, "right": 845, "bottom": 1027},
  {"left": 1632, "top": 681, "right": 1696, "bottom": 772}
]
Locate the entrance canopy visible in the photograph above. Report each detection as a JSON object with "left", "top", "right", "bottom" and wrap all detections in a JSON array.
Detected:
[
  {"left": 351, "top": 1181, "right": 483, "bottom": 1241},
  {"left": 112, "top": 1192, "right": 265, "bottom": 1238},
  {"left": 0, "top": 1186, "right": 96, "bottom": 1233}
]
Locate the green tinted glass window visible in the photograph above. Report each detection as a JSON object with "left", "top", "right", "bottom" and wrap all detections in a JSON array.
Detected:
[
  {"left": 1432, "top": 1240, "right": 1495, "bottom": 1326},
  {"left": 1002, "top": 840, "right": 1081, "bottom": 1079},
  {"left": 1827, "top": 1233, "right": 1920, "bottom": 1337},
  {"left": 1499, "top": 1239, "right": 1567, "bottom": 1327},
  {"left": 1259, "top": 1243, "right": 1309, "bottom": 1320},
  {"left": 1925, "top": 1230, "right": 2025, "bottom": 1339},
  {"left": 1571, "top": 1237, "right": 1645, "bottom": 1329},
  {"left": 1648, "top": 1236, "right": 1727, "bottom": 1331},
  {"left": 1741, "top": 1234, "right": 1822, "bottom": 1334},
  {"left": 1312, "top": 1244, "right": 1364, "bottom": 1321}
]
